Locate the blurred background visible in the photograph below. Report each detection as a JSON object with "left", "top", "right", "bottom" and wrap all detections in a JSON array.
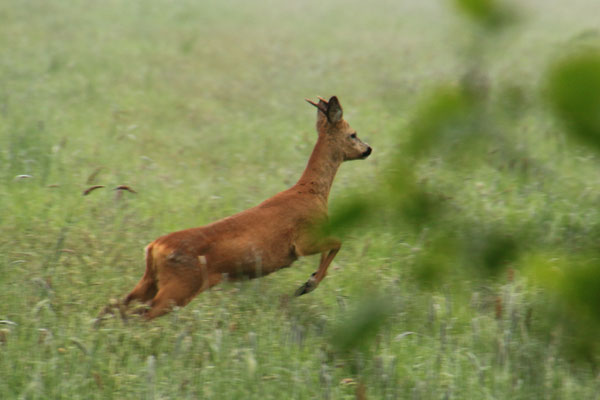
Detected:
[{"left": 2, "top": 0, "right": 600, "bottom": 398}]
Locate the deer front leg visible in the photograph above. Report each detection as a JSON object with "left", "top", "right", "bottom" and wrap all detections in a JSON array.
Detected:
[{"left": 295, "top": 238, "right": 341, "bottom": 296}]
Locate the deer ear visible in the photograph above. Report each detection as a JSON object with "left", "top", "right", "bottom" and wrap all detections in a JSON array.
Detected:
[{"left": 326, "top": 96, "right": 343, "bottom": 124}]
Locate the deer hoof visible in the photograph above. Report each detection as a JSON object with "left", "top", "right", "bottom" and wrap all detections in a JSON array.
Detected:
[{"left": 295, "top": 279, "right": 316, "bottom": 296}]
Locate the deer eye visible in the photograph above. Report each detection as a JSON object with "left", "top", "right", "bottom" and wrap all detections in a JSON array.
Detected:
[{"left": 349, "top": 133, "right": 357, "bottom": 139}]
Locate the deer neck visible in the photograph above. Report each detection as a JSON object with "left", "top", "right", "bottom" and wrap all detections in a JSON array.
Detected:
[{"left": 295, "top": 136, "right": 342, "bottom": 203}]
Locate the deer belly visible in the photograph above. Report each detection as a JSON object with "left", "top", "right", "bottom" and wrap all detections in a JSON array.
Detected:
[{"left": 210, "top": 242, "right": 297, "bottom": 280}]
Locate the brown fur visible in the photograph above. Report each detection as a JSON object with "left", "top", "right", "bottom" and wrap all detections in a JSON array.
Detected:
[{"left": 97, "top": 96, "right": 372, "bottom": 321}]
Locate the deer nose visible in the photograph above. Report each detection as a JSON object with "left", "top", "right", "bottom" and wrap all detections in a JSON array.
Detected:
[{"left": 361, "top": 146, "right": 372, "bottom": 158}]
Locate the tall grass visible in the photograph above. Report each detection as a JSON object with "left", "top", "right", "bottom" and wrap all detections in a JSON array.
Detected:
[{"left": 2, "top": 0, "right": 600, "bottom": 398}]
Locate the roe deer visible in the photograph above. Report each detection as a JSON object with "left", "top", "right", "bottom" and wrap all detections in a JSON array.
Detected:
[{"left": 97, "top": 96, "right": 372, "bottom": 322}]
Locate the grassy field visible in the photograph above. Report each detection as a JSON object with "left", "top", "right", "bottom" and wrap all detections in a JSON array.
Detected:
[{"left": 2, "top": 0, "right": 600, "bottom": 398}]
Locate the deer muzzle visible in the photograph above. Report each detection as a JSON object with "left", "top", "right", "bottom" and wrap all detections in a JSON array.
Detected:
[{"left": 361, "top": 146, "right": 372, "bottom": 159}]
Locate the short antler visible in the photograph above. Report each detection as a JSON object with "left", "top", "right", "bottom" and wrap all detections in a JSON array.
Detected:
[
  {"left": 306, "top": 96, "right": 343, "bottom": 124},
  {"left": 305, "top": 97, "right": 328, "bottom": 114}
]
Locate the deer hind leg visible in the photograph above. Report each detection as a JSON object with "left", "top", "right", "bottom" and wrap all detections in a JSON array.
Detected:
[
  {"left": 122, "top": 274, "right": 158, "bottom": 316},
  {"left": 94, "top": 269, "right": 158, "bottom": 327},
  {"left": 122, "top": 246, "right": 160, "bottom": 314},
  {"left": 124, "top": 274, "right": 158, "bottom": 306},
  {"left": 295, "top": 238, "right": 341, "bottom": 296},
  {"left": 142, "top": 261, "right": 222, "bottom": 320},
  {"left": 142, "top": 281, "right": 198, "bottom": 320}
]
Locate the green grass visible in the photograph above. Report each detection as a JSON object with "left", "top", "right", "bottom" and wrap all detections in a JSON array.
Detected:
[{"left": 2, "top": 0, "right": 600, "bottom": 398}]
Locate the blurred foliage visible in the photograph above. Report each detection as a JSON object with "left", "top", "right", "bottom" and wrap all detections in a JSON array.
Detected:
[
  {"left": 452, "top": 0, "right": 515, "bottom": 30},
  {"left": 542, "top": 49, "right": 600, "bottom": 361},
  {"left": 524, "top": 252, "right": 600, "bottom": 362},
  {"left": 546, "top": 52, "right": 600, "bottom": 152},
  {"left": 405, "top": 86, "right": 476, "bottom": 159},
  {"left": 322, "top": 0, "right": 600, "bottom": 367},
  {"left": 329, "top": 294, "right": 394, "bottom": 356}
]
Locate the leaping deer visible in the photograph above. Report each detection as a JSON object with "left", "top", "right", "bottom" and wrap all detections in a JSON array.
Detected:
[{"left": 97, "top": 96, "right": 372, "bottom": 322}]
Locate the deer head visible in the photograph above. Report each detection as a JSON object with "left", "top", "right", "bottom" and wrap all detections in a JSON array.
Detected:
[{"left": 306, "top": 96, "right": 372, "bottom": 161}]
